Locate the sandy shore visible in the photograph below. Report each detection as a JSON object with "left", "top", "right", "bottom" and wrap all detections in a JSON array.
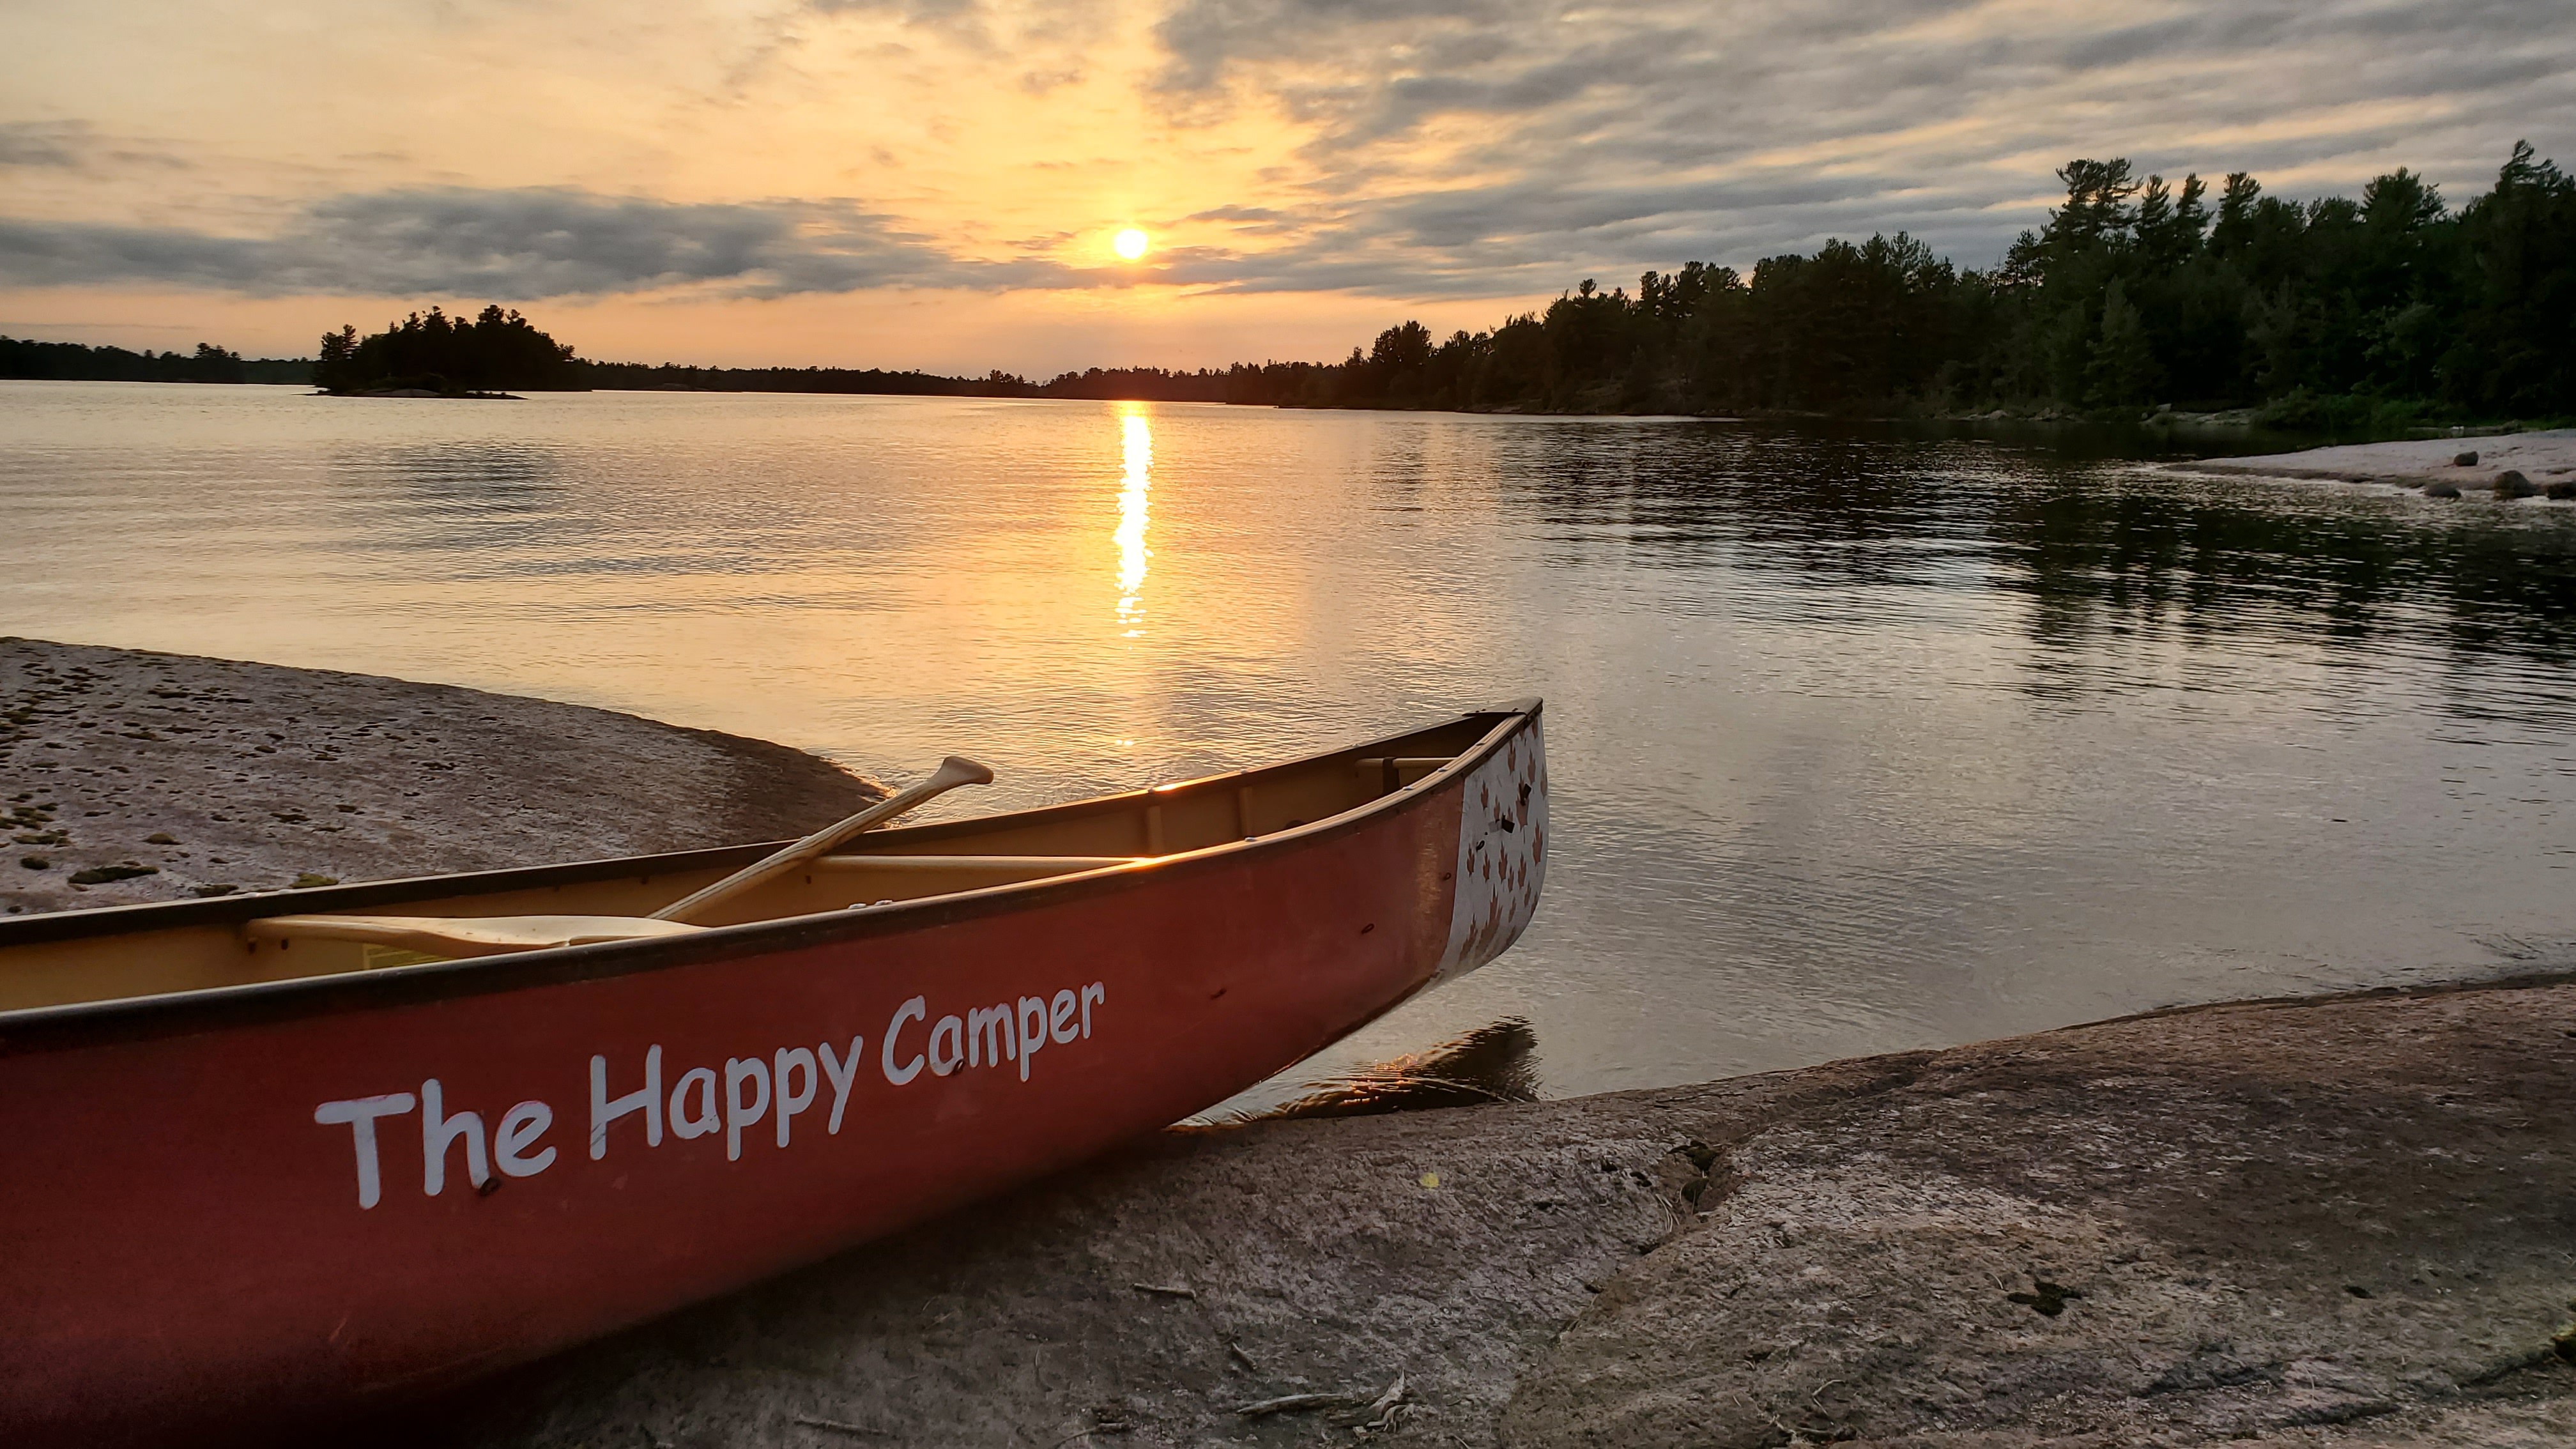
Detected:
[
  {"left": 0, "top": 638, "right": 882, "bottom": 916},
  {"left": 2177, "top": 429, "right": 2576, "bottom": 497},
  {"left": 8, "top": 641, "right": 2567, "bottom": 1446}
]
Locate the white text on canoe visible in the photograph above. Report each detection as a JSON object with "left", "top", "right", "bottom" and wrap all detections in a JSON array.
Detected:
[{"left": 311, "top": 981, "right": 1107, "bottom": 1209}]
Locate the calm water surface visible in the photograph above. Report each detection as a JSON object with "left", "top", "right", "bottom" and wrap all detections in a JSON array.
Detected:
[{"left": 5, "top": 380, "right": 2573, "bottom": 1099}]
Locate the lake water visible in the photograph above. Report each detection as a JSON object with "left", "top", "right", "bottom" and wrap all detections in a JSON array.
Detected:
[{"left": 5, "top": 379, "right": 2573, "bottom": 1100}]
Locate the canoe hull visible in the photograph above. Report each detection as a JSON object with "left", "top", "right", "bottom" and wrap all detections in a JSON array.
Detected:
[{"left": 0, "top": 705, "right": 1545, "bottom": 1445}]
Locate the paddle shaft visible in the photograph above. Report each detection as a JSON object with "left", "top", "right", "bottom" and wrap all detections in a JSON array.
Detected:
[{"left": 648, "top": 755, "right": 996, "bottom": 923}]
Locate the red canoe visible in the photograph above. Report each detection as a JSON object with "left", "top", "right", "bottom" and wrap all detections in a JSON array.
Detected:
[{"left": 0, "top": 700, "right": 1547, "bottom": 1445}]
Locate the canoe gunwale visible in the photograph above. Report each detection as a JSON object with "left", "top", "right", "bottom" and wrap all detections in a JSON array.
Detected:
[{"left": 0, "top": 701, "right": 1541, "bottom": 1053}]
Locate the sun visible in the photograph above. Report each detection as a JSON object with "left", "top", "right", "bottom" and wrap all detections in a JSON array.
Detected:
[{"left": 1113, "top": 227, "right": 1150, "bottom": 261}]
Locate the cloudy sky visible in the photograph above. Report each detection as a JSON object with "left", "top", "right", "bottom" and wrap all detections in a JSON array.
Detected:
[{"left": 4, "top": 0, "right": 2572, "bottom": 373}]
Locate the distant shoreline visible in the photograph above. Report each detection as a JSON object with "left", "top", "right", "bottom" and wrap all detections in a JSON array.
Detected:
[{"left": 318, "top": 387, "right": 524, "bottom": 399}]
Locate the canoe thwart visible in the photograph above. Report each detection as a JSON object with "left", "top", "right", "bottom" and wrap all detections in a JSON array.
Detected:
[
  {"left": 1354, "top": 756, "right": 1455, "bottom": 790},
  {"left": 243, "top": 914, "right": 707, "bottom": 959}
]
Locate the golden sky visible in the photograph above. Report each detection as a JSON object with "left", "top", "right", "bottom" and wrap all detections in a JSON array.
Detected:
[{"left": 3, "top": 0, "right": 2570, "bottom": 372}]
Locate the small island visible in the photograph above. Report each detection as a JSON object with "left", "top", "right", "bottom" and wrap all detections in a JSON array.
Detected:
[{"left": 310, "top": 304, "right": 574, "bottom": 397}]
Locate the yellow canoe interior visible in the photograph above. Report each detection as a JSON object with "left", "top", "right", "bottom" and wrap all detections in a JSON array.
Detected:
[{"left": 0, "top": 714, "right": 1506, "bottom": 1015}]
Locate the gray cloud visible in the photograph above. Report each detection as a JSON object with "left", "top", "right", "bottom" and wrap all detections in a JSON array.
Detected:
[
  {"left": 1145, "top": 0, "right": 2576, "bottom": 291},
  {"left": 1155, "top": 0, "right": 1512, "bottom": 92},
  {"left": 0, "top": 119, "right": 192, "bottom": 173},
  {"left": 0, "top": 187, "right": 1077, "bottom": 297},
  {"left": 802, "top": 0, "right": 1117, "bottom": 54},
  {"left": 0, "top": 121, "right": 88, "bottom": 168},
  {"left": 1187, "top": 204, "right": 1289, "bottom": 222},
  {"left": 807, "top": 0, "right": 983, "bottom": 20}
]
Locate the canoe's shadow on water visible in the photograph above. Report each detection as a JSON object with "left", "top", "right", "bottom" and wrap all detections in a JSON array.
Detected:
[{"left": 1223, "top": 1018, "right": 1541, "bottom": 1123}]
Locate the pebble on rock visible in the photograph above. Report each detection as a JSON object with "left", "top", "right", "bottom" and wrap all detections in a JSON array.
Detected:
[
  {"left": 2424, "top": 481, "right": 2462, "bottom": 498},
  {"left": 2455, "top": 450, "right": 2479, "bottom": 466},
  {"left": 2547, "top": 480, "right": 2576, "bottom": 500},
  {"left": 68, "top": 862, "right": 158, "bottom": 885},
  {"left": 2494, "top": 469, "right": 2536, "bottom": 498}
]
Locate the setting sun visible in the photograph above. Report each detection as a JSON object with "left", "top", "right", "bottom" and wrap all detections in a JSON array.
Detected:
[{"left": 1112, "top": 227, "right": 1150, "bottom": 261}]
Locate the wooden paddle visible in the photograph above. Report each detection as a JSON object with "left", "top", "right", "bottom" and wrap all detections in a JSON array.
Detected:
[{"left": 649, "top": 755, "right": 995, "bottom": 924}]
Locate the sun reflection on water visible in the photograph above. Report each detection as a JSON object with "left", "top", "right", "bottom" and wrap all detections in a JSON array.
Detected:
[{"left": 1115, "top": 408, "right": 1151, "bottom": 635}]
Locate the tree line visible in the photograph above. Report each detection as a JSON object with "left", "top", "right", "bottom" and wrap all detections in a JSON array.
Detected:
[
  {"left": 1248, "top": 141, "right": 2575, "bottom": 426},
  {"left": 577, "top": 360, "right": 1032, "bottom": 397},
  {"left": 0, "top": 337, "right": 307, "bottom": 386}
]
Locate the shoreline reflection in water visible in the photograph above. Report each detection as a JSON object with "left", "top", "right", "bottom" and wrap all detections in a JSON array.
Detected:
[{"left": 1220, "top": 1018, "right": 1543, "bottom": 1122}]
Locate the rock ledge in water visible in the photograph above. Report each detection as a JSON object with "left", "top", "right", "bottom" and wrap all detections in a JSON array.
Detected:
[{"left": 2177, "top": 430, "right": 2576, "bottom": 501}]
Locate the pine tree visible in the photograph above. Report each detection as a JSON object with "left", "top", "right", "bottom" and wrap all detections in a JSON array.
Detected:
[{"left": 2086, "top": 280, "right": 2159, "bottom": 406}]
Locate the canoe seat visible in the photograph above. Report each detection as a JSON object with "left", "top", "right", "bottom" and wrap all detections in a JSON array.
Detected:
[{"left": 243, "top": 914, "right": 706, "bottom": 960}]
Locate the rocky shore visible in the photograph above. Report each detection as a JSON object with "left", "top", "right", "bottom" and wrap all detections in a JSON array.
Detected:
[
  {"left": 0, "top": 637, "right": 883, "bottom": 916},
  {"left": 425, "top": 974, "right": 2576, "bottom": 1449},
  {"left": 2177, "top": 429, "right": 2576, "bottom": 499},
  {"left": 7, "top": 640, "right": 2566, "bottom": 1447}
]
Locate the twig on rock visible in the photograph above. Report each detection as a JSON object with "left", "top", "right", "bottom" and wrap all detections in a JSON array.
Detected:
[
  {"left": 793, "top": 1414, "right": 896, "bottom": 1437},
  {"left": 1051, "top": 1400, "right": 1138, "bottom": 1444},
  {"left": 1342, "top": 1375, "right": 1410, "bottom": 1434},
  {"left": 1234, "top": 1392, "right": 1352, "bottom": 1418},
  {"left": 1130, "top": 1282, "right": 1197, "bottom": 1299},
  {"left": 1236, "top": 1374, "right": 1408, "bottom": 1422}
]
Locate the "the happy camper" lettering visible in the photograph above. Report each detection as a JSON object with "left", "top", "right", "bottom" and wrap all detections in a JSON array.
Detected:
[{"left": 311, "top": 979, "right": 1106, "bottom": 1209}]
